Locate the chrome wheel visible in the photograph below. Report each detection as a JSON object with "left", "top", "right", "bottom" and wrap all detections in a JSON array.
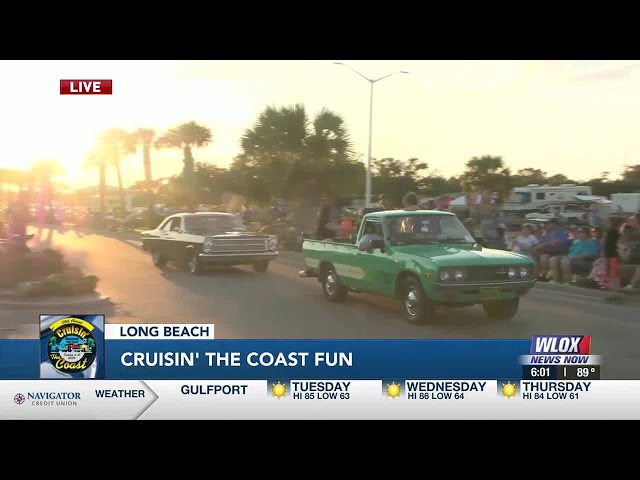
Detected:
[
  {"left": 189, "top": 255, "right": 199, "bottom": 274},
  {"left": 325, "top": 272, "right": 337, "bottom": 296},
  {"left": 322, "top": 268, "right": 347, "bottom": 302},
  {"left": 402, "top": 277, "right": 434, "bottom": 324},
  {"left": 405, "top": 288, "right": 419, "bottom": 318}
]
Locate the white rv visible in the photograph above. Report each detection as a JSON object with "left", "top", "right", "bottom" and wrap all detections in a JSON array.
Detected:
[
  {"left": 502, "top": 184, "right": 592, "bottom": 214},
  {"left": 611, "top": 193, "right": 640, "bottom": 214},
  {"left": 500, "top": 184, "right": 592, "bottom": 226}
]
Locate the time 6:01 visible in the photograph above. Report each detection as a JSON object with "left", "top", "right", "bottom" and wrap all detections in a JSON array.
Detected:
[{"left": 529, "top": 367, "right": 551, "bottom": 377}]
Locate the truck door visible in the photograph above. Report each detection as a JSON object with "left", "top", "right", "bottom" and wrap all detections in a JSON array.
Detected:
[{"left": 351, "top": 219, "right": 397, "bottom": 295}]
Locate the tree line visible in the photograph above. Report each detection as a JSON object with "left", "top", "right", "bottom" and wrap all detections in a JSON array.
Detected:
[{"left": 1, "top": 102, "right": 639, "bottom": 213}]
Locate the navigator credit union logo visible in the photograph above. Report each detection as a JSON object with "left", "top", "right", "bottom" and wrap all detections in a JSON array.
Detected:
[
  {"left": 60, "top": 79, "right": 112, "bottom": 95},
  {"left": 47, "top": 317, "right": 97, "bottom": 373}
]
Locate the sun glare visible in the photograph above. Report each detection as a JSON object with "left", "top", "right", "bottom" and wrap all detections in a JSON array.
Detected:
[{"left": 0, "top": 60, "right": 253, "bottom": 188}]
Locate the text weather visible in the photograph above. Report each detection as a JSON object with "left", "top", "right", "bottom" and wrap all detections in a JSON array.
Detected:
[
  {"left": 405, "top": 381, "right": 487, "bottom": 400},
  {"left": 290, "top": 381, "right": 351, "bottom": 400},
  {"left": 521, "top": 381, "right": 592, "bottom": 400}
]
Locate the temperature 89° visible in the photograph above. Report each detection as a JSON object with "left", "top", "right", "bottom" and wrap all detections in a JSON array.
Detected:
[{"left": 559, "top": 365, "right": 600, "bottom": 380}]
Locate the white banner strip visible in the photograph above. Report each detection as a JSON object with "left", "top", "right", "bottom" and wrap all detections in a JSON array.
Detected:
[
  {"left": 2, "top": 380, "right": 640, "bottom": 419},
  {"left": 105, "top": 324, "right": 215, "bottom": 340}
]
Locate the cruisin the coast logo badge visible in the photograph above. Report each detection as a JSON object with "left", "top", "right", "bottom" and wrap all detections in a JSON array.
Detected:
[{"left": 47, "top": 317, "right": 97, "bottom": 373}]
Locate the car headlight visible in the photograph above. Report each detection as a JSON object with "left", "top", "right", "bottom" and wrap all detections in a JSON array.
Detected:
[
  {"left": 454, "top": 269, "right": 466, "bottom": 281},
  {"left": 520, "top": 267, "right": 529, "bottom": 278},
  {"left": 440, "top": 270, "right": 451, "bottom": 281},
  {"left": 268, "top": 235, "right": 278, "bottom": 251},
  {"left": 203, "top": 238, "right": 214, "bottom": 252},
  {"left": 508, "top": 267, "right": 517, "bottom": 279}
]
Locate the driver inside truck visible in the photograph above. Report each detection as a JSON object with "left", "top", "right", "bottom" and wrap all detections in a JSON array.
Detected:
[{"left": 358, "top": 223, "right": 384, "bottom": 251}]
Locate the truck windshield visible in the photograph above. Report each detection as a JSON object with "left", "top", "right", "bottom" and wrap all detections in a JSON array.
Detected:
[{"left": 386, "top": 215, "right": 476, "bottom": 245}]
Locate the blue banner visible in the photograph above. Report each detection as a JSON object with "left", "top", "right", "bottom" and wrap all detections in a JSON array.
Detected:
[
  {"left": 0, "top": 339, "right": 531, "bottom": 380},
  {"left": 107, "top": 339, "right": 529, "bottom": 379},
  {"left": 0, "top": 340, "right": 40, "bottom": 379}
]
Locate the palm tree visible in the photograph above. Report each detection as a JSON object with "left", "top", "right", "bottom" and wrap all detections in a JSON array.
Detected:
[
  {"left": 239, "top": 105, "right": 354, "bottom": 199},
  {"left": 101, "top": 128, "right": 135, "bottom": 208},
  {"left": 84, "top": 145, "right": 109, "bottom": 216},
  {"left": 156, "top": 121, "right": 212, "bottom": 184},
  {"left": 134, "top": 128, "right": 155, "bottom": 188},
  {"left": 306, "top": 108, "right": 353, "bottom": 164},
  {"left": 31, "top": 160, "right": 65, "bottom": 223}
]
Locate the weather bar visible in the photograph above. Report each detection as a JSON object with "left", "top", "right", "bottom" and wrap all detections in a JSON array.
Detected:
[{"left": 522, "top": 365, "right": 601, "bottom": 380}]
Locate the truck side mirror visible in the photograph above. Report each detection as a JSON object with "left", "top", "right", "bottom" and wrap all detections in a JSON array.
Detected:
[
  {"left": 350, "top": 233, "right": 357, "bottom": 243},
  {"left": 370, "top": 239, "right": 385, "bottom": 251}
]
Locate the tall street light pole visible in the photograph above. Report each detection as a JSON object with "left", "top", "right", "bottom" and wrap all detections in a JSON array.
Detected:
[{"left": 334, "top": 62, "right": 409, "bottom": 207}]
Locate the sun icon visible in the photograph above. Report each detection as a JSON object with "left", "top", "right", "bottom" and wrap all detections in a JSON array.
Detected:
[
  {"left": 272, "top": 382, "right": 287, "bottom": 399},
  {"left": 501, "top": 381, "right": 517, "bottom": 399},
  {"left": 386, "top": 382, "right": 402, "bottom": 399}
]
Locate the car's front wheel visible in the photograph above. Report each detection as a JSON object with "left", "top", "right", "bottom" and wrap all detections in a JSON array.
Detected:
[
  {"left": 483, "top": 298, "right": 519, "bottom": 321},
  {"left": 187, "top": 252, "right": 203, "bottom": 275},
  {"left": 151, "top": 250, "right": 167, "bottom": 267},
  {"left": 402, "top": 276, "right": 435, "bottom": 325}
]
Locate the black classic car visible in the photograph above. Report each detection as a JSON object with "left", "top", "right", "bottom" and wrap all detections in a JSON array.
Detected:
[{"left": 141, "top": 212, "right": 279, "bottom": 274}]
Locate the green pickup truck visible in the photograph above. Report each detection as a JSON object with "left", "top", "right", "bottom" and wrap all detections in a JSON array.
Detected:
[{"left": 300, "top": 210, "right": 535, "bottom": 324}]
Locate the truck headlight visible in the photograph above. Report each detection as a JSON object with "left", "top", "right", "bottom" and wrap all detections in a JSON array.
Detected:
[
  {"left": 454, "top": 269, "right": 466, "bottom": 281},
  {"left": 204, "top": 238, "right": 214, "bottom": 252},
  {"left": 508, "top": 267, "right": 517, "bottom": 279},
  {"left": 268, "top": 235, "right": 278, "bottom": 251},
  {"left": 520, "top": 267, "right": 529, "bottom": 278},
  {"left": 440, "top": 270, "right": 451, "bottom": 281}
]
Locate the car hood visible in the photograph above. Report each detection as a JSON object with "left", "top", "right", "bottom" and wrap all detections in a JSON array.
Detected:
[
  {"left": 206, "top": 231, "right": 269, "bottom": 239},
  {"left": 142, "top": 230, "right": 269, "bottom": 239},
  {"left": 392, "top": 244, "right": 531, "bottom": 267}
]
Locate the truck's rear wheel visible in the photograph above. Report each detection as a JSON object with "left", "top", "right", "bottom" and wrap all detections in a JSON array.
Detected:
[
  {"left": 322, "top": 267, "right": 348, "bottom": 302},
  {"left": 403, "top": 277, "right": 435, "bottom": 324},
  {"left": 483, "top": 298, "right": 519, "bottom": 321}
]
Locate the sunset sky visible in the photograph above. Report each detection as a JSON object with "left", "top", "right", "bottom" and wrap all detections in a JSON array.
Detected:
[{"left": 1, "top": 60, "right": 639, "bottom": 189}]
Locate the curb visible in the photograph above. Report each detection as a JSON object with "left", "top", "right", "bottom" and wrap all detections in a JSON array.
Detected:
[
  {"left": 533, "top": 280, "right": 640, "bottom": 300},
  {"left": 0, "top": 294, "right": 112, "bottom": 311}
]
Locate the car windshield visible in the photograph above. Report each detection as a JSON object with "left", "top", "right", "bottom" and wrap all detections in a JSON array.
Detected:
[
  {"left": 386, "top": 214, "right": 476, "bottom": 245},
  {"left": 184, "top": 215, "right": 245, "bottom": 234}
]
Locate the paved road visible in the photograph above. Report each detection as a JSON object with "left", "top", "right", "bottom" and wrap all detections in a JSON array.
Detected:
[{"left": 5, "top": 226, "right": 640, "bottom": 379}]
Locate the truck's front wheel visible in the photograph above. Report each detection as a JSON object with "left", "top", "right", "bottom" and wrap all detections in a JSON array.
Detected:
[
  {"left": 322, "top": 267, "right": 348, "bottom": 302},
  {"left": 402, "top": 277, "right": 435, "bottom": 325},
  {"left": 483, "top": 298, "right": 519, "bottom": 321}
]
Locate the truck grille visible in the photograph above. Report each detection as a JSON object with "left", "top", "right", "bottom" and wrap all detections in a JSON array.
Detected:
[
  {"left": 465, "top": 266, "right": 515, "bottom": 282},
  {"left": 210, "top": 238, "right": 267, "bottom": 253}
]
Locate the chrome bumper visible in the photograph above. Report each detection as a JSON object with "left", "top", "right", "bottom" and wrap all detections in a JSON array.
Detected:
[
  {"left": 433, "top": 279, "right": 536, "bottom": 290},
  {"left": 198, "top": 251, "right": 278, "bottom": 263}
]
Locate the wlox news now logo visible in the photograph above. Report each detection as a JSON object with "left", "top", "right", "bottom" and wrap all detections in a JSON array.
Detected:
[
  {"left": 529, "top": 335, "right": 591, "bottom": 364},
  {"left": 60, "top": 79, "right": 112, "bottom": 95}
]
